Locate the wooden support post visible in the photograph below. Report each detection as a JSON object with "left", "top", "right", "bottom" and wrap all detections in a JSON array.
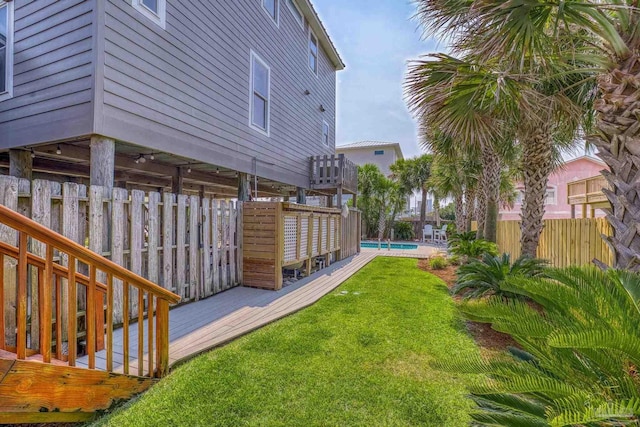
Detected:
[
  {"left": 296, "top": 187, "right": 306, "bottom": 205},
  {"left": 90, "top": 136, "right": 115, "bottom": 192},
  {"left": 581, "top": 204, "right": 587, "bottom": 219},
  {"left": 337, "top": 187, "right": 343, "bottom": 208},
  {"left": 570, "top": 204, "right": 576, "bottom": 219},
  {"left": 9, "top": 149, "right": 32, "bottom": 181},
  {"left": 591, "top": 207, "right": 596, "bottom": 218},
  {"left": 352, "top": 193, "right": 357, "bottom": 208},
  {"left": 238, "top": 172, "right": 251, "bottom": 201},
  {"left": 172, "top": 167, "right": 184, "bottom": 194}
]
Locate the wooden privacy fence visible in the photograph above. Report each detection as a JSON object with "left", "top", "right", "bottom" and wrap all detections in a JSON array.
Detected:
[
  {"left": 243, "top": 202, "right": 361, "bottom": 291},
  {"left": 341, "top": 208, "right": 361, "bottom": 259},
  {"left": 495, "top": 218, "right": 613, "bottom": 267},
  {"left": 0, "top": 176, "right": 240, "bottom": 354}
]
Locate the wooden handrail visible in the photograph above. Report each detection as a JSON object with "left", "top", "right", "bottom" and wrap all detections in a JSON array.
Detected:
[
  {"left": 0, "top": 204, "right": 179, "bottom": 379},
  {"left": 0, "top": 204, "right": 179, "bottom": 304}
]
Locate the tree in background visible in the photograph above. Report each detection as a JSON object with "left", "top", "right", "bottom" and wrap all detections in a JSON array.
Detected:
[
  {"left": 411, "top": 0, "right": 637, "bottom": 265},
  {"left": 390, "top": 154, "right": 433, "bottom": 232},
  {"left": 357, "top": 164, "right": 409, "bottom": 239}
]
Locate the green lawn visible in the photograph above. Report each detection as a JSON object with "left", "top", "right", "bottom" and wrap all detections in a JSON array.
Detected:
[{"left": 93, "top": 257, "right": 480, "bottom": 427}]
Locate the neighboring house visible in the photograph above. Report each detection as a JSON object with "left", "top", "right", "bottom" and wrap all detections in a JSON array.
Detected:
[
  {"left": 500, "top": 156, "right": 607, "bottom": 221},
  {"left": 0, "top": 0, "right": 349, "bottom": 198},
  {"left": 336, "top": 141, "right": 404, "bottom": 177}
]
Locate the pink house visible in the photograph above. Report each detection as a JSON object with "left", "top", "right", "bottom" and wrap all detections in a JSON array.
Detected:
[{"left": 500, "top": 156, "right": 608, "bottom": 221}]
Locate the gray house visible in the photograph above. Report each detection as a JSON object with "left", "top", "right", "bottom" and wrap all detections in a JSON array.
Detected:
[{"left": 0, "top": 0, "right": 350, "bottom": 199}]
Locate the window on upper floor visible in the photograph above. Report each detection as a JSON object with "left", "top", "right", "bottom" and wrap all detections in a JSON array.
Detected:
[
  {"left": 322, "top": 121, "right": 330, "bottom": 146},
  {"left": 308, "top": 30, "right": 318, "bottom": 75},
  {"left": 515, "top": 188, "right": 557, "bottom": 205},
  {"left": 262, "top": 0, "right": 279, "bottom": 25},
  {"left": 132, "top": 0, "right": 166, "bottom": 28},
  {"left": 0, "top": 1, "right": 13, "bottom": 101},
  {"left": 286, "top": 0, "right": 304, "bottom": 28},
  {"left": 250, "top": 51, "right": 271, "bottom": 135},
  {"left": 374, "top": 150, "right": 384, "bottom": 156}
]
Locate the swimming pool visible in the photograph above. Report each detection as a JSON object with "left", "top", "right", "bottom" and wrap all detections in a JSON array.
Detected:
[{"left": 361, "top": 241, "right": 418, "bottom": 250}]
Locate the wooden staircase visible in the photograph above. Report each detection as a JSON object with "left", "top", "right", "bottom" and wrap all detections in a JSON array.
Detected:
[{"left": 0, "top": 204, "right": 180, "bottom": 423}]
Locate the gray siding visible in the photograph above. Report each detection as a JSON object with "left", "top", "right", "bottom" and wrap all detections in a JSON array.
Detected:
[
  {"left": 101, "top": 0, "right": 337, "bottom": 188},
  {"left": 0, "top": 0, "right": 95, "bottom": 148}
]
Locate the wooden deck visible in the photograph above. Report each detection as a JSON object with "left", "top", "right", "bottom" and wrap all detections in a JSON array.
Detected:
[{"left": 77, "top": 247, "right": 437, "bottom": 372}]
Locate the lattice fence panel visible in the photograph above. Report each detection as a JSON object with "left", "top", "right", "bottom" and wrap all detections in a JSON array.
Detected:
[
  {"left": 312, "top": 217, "right": 320, "bottom": 256},
  {"left": 283, "top": 215, "right": 298, "bottom": 263},
  {"left": 330, "top": 217, "right": 336, "bottom": 250},
  {"left": 300, "top": 216, "right": 309, "bottom": 259},
  {"left": 322, "top": 217, "right": 329, "bottom": 252}
]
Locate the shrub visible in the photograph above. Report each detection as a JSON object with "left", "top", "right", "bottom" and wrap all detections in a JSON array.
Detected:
[
  {"left": 452, "top": 253, "right": 547, "bottom": 299},
  {"left": 447, "top": 254, "right": 462, "bottom": 266},
  {"left": 448, "top": 267, "right": 640, "bottom": 426},
  {"left": 393, "top": 221, "right": 415, "bottom": 241},
  {"left": 429, "top": 256, "right": 448, "bottom": 270},
  {"left": 449, "top": 234, "right": 499, "bottom": 261}
]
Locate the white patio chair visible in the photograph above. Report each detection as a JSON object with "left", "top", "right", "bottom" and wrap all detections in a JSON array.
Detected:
[
  {"left": 422, "top": 224, "right": 434, "bottom": 242},
  {"left": 434, "top": 224, "right": 448, "bottom": 245}
]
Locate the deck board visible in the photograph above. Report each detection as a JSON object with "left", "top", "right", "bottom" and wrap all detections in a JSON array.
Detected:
[{"left": 76, "top": 249, "right": 435, "bottom": 372}]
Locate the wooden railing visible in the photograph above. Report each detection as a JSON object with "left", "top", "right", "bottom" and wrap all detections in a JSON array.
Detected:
[
  {"left": 310, "top": 154, "right": 358, "bottom": 194},
  {"left": 0, "top": 204, "right": 180, "bottom": 378},
  {"left": 567, "top": 175, "right": 610, "bottom": 206}
]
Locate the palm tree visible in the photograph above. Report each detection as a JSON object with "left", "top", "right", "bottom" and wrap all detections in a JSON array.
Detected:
[
  {"left": 406, "top": 54, "right": 521, "bottom": 243},
  {"left": 406, "top": 51, "right": 591, "bottom": 255},
  {"left": 390, "top": 154, "right": 433, "bottom": 232},
  {"left": 411, "top": 0, "right": 638, "bottom": 267},
  {"left": 358, "top": 164, "right": 385, "bottom": 238}
]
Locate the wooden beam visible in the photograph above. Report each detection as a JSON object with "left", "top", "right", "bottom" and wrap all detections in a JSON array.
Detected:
[
  {"left": 35, "top": 143, "right": 281, "bottom": 194},
  {"left": 238, "top": 173, "right": 250, "bottom": 201},
  {"left": 90, "top": 136, "right": 115, "bottom": 192},
  {"left": 9, "top": 150, "right": 32, "bottom": 180},
  {"left": 296, "top": 187, "right": 306, "bottom": 204},
  {"left": 172, "top": 168, "right": 184, "bottom": 194}
]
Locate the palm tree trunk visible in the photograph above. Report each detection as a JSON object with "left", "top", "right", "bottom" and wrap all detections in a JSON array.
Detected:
[
  {"left": 454, "top": 193, "right": 465, "bottom": 232},
  {"left": 378, "top": 206, "right": 386, "bottom": 241},
  {"left": 420, "top": 187, "right": 428, "bottom": 232},
  {"left": 520, "top": 129, "right": 553, "bottom": 258},
  {"left": 434, "top": 194, "right": 441, "bottom": 227},
  {"left": 465, "top": 187, "right": 476, "bottom": 233},
  {"left": 481, "top": 143, "right": 502, "bottom": 243},
  {"left": 476, "top": 188, "right": 486, "bottom": 239},
  {"left": 591, "top": 62, "right": 640, "bottom": 270}
]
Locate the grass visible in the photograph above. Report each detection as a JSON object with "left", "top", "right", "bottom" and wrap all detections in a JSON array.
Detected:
[{"left": 93, "top": 257, "right": 481, "bottom": 427}]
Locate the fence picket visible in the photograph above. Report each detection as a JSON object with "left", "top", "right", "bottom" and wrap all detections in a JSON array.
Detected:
[{"left": 494, "top": 218, "right": 612, "bottom": 268}]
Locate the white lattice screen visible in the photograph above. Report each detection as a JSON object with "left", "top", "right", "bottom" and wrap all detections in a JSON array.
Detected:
[
  {"left": 322, "top": 217, "right": 329, "bottom": 252},
  {"left": 300, "top": 216, "right": 309, "bottom": 258},
  {"left": 283, "top": 216, "right": 297, "bottom": 263},
  {"left": 312, "top": 217, "right": 320, "bottom": 255},
  {"left": 330, "top": 217, "right": 336, "bottom": 250}
]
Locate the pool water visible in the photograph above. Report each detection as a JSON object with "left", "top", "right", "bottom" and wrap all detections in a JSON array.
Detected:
[{"left": 361, "top": 242, "right": 418, "bottom": 250}]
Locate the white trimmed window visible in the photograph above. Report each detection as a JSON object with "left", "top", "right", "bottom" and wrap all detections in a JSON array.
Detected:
[
  {"left": 322, "top": 121, "right": 330, "bottom": 146},
  {"left": 286, "top": 0, "right": 304, "bottom": 28},
  {"left": 0, "top": 1, "right": 13, "bottom": 101},
  {"left": 308, "top": 30, "right": 318, "bottom": 75},
  {"left": 262, "top": 0, "right": 279, "bottom": 25},
  {"left": 132, "top": 0, "right": 166, "bottom": 28},
  {"left": 250, "top": 51, "right": 271, "bottom": 135}
]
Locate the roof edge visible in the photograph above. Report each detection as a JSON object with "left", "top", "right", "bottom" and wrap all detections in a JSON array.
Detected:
[{"left": 298, "top": 0, "right": 345, "bottom": 70}]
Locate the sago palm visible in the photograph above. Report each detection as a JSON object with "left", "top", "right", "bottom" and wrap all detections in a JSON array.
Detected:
[
  {"left": 449, "top": 266, "right": 640, "bottom": 425},
  {"left": 413, "top": 0, "right": 640, "bottom": 268}
]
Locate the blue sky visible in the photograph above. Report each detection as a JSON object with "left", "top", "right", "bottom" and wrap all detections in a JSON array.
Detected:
[{"left": 312, "top": 0, "right": 441, "bottom": 158}]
